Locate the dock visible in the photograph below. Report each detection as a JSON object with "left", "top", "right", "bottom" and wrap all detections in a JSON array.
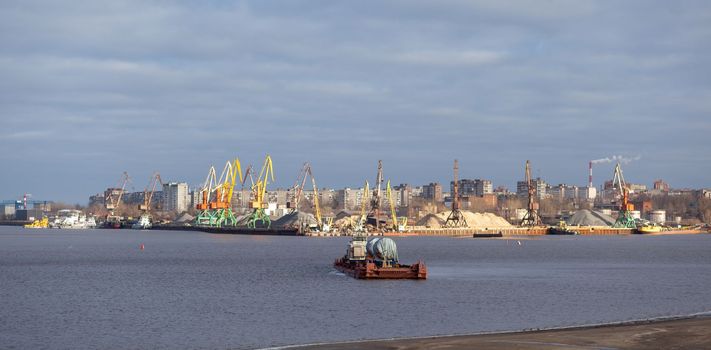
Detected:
[{"left": 151, "top": 225, "right": 299, "bottom": 235}]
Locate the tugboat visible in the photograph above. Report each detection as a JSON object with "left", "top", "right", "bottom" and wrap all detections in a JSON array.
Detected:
[
  {"left": 635, "top": 224, "right": 663, "bottom": 234},
  {"left": 333, "top": 234, "right": 427, "bottom": 279},
  {"left": 548, "top": 221, "right": 578, "bottom": 235}
]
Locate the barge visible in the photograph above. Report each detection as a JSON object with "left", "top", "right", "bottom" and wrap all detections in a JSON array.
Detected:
[{"left": 334, "top": 235, "right": 426, "bottom": 280}]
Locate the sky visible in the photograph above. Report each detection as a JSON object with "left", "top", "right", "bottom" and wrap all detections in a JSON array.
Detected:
[{"left": 1, "top": 1, "right": 710, "bottom": 204}]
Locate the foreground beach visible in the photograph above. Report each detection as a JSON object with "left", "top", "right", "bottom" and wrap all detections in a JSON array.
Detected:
[{"left": 294, "top": 316, "right": 711, "bottom": 350}]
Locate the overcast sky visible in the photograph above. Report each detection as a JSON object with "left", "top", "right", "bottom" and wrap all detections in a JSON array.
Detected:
[{"left": 1, "top": 1, "right": 710, "bottom": 204}]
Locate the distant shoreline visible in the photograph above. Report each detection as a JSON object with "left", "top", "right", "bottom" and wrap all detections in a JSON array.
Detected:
[{"left": 279, "top": 312, "right": 711, "bottom": 350}]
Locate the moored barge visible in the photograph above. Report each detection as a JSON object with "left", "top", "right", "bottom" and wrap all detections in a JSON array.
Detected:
[{"left": 334, "top": 235, "right": 426, "bottom": 280}]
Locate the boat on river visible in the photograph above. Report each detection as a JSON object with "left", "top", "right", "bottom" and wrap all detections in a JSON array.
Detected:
[{"left": 333, "top": 235, "right": 426, "bottom": 279}]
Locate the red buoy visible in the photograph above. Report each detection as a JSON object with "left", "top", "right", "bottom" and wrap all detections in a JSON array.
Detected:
[{"left": 140, "top": 244, "right": 145, "bottom": 250}]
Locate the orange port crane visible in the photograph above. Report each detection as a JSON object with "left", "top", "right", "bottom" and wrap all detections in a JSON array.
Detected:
[{"left": 196, "top": 159, "right": 242, "bottom": 227}]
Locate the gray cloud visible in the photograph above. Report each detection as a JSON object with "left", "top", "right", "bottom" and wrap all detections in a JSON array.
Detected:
[{"left": 0, "top": 0, "right": 709, "bottom": 203}]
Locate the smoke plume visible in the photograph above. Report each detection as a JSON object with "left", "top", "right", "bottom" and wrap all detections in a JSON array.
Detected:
[{"left": 590, "top": 155, "right": 641, "bottom": 164}]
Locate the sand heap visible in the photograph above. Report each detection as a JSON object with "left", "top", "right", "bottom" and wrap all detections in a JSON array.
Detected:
[
  {"left": 174, "top": 212, "right": 194, "bottom": 223},
  {"left": 272, "top": 211, "right": 317, "bottom": 229},
  {"left": 416, "top": 211, "right": 512, "bottom": 228},
  {"left": 566, "top": 209, "right": 615, "bottom": 226}
]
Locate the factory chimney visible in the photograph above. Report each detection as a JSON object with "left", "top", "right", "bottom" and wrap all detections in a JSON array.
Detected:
[{"left": 588, "top": 161, "right": 593, "bottom": 188}]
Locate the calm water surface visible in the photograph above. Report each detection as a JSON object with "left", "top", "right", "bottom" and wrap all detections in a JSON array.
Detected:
[{"left": 1, "top": 227, "right": 710, "bottom": 349}]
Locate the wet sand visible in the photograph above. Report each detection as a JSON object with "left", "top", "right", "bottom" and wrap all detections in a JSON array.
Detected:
[{"left": 294, "top": 316, "right": 711, "bottom": 350}]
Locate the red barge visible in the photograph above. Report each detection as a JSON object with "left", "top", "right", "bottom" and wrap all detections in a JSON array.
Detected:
[
  {"left": 334, "top": 257, "right": 427, "bottom": 279},
  {"left": 333, "top": 235, "right": 427, "bottom": 280}
]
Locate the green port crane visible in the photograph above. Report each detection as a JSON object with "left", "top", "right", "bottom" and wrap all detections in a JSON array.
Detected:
[
  {"left": 195, "top": 159, "right": 242, "bottom": 227},
  {"left": 612, "top": 162, "right": 636, "bottom": 228},
  {"left": 246, "top": 155, "right": 274, "bottom": 229}
]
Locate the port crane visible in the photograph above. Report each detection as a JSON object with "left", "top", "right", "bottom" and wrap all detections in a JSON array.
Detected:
[
  {"left": 444, "top": 159, "right": 468, "bottom": 227},
  {"left": 213, "top": 158, "right": 242, "bottom": 227},
  {"left": 287, "top": 163, "right": 332, "bottom": 232},
  {"left": 308, "top": 168, "right": 332, "bottom": 233},
  {"left": 246, "top": 155, "right": 274, "bottom": 229},
  {"left": 106, "top": 171, "right": 130, "bottom": 213},
  {"left": 138, "top": 172, "right": 163, "bottom": 212},
  {"left": 196, "top": 165, "right": 218, "bottom": 226},
  {"left": 239, "top": 164, "right": 255, "bottom": 208},
  {"left": 386, "top": 180, "right": 407, "bottom": 232},
  {"left": 105, "top": 171, "right": 131, "bottom": 227},
  {"left": 612, "top": 162, "right": 636, "bottom": 228},
  {"left": 196, "top": 159, "right": 242, "bottom": 227},
  {"left": 287, "top": 162, "right": 311, "bottom": 213},
  {"left": 520, "top": 160, "right": 542, "bottom": 226},
  {"left": 135, "top": 172, "right": 162, "bottom": 229},
  {"left": 354, "top": 181, "right": 370, "bottom": 233},
  {"left": 368, "top": 160, "right": 384, "bottom": 230}
]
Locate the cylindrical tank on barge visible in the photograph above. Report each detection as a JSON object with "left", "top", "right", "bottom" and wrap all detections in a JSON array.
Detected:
[
  {"left": 366, "top": 237, "right": 399, "bottom": 262},
  {"left": 649, "top": 210, "right": 666, "bottom": 224}
]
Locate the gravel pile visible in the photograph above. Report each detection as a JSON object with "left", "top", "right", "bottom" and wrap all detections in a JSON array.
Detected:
[
  {"left": 272, "top": 211, "right": 317, "bottom": 229},
  {"left": 416, "top": 211, "right": 512, "bottom": 228},
  {"left": 566, "top": 209, "right": 615, "bottom": 226}
]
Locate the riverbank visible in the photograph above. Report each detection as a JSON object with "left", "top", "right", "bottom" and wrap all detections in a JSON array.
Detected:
[{"left": 292, "top": 315, "right": 711, "bottom": 350}]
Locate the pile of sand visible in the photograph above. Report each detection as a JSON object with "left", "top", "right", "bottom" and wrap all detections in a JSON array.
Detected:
[
  {"left": 272, "top": 211, "right": 317, "bottom": 229},
  {"left": 416, "top": 211, "right": 512, "bottom": 228},
  {"left": 566, "top": 209, "right": 615, "bottom": 226},
  {"left": 174, "top": 212, "right": 194, "bottom": 223},
  {"left": 416, "top": 213, "right": 446, "bottom": 227}
]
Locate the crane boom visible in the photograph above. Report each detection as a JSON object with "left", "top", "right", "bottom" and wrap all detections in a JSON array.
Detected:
[
  {"left": 369, "top": 160, "right": 384, "bottom": 229},
  {"left": 246, "top": 155, "right": 275, "bottom": 229},
  {"left": 139, "top": 172, "right": 163, "bottom": 212},
  {"left": 288, "top": 162, "right": 311, "bottom": 212},
  {"left": 106, "top": 171, "right": 131, "bottom": 213},
  {"left": 386, "top": 180, "right": 398, "bottom": 231},
  {"left": 309, "top": 168, "right": 322, "bottom": 229}
]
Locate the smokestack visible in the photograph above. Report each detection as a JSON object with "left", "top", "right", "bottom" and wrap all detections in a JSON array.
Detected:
[{"left": 588, "top": 161, "right": 593, "bottom": 188}]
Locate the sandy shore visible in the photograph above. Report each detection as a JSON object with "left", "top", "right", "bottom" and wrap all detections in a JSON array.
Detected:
[{"left": 291, "top": 315, "right": 711, "bottom": 350}]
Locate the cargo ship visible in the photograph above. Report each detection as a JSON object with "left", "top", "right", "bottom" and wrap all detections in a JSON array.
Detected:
[{"left": 333, "top": 235, "right": 427, "bottom": 279}]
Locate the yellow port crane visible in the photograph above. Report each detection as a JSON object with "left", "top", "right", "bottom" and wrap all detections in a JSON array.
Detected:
[
  {"left": 196, "top": 159, "right": 242, "bottom": 227},
  {"left": 308, "top": 167, "right": 332, "bottom": 232},
  {"left": 354, "top": 181, "right": 370, "bottom": 233},
  {"left": 386, "top": 180, "right": 408, "bottom": 232},
  {"left": 247, "top": 155, "right": 274, "bottom": 228}
]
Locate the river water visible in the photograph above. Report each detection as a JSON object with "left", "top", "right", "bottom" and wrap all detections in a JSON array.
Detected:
[{"left": 1, "top": 227, "right": 710, "bottom": 349}]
